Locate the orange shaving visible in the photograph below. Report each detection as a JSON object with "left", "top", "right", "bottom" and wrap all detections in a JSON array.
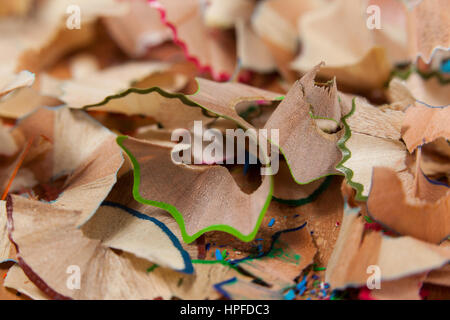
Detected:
[{"left": 1, "top": 138, "right": 34, "bottom": 200}]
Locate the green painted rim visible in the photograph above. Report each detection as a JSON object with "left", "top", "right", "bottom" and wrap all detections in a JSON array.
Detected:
[
  {"left": 117, "top": 135, "right": 274, "bottom": 244},
  {"left": 84, "top": 82, "right": 217, "bottom": 119},
  {"left": 83, "top": 80, "right": 285, "bottom": 121},
  {"left": 388, "top": 65, "right": 450, "bottom": 85},
  {"left": 335, "top": 98, "right": 367, "bottom": 202}
]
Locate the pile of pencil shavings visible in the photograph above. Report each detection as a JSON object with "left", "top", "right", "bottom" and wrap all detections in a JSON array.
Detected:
[{"left": 0, "top": 0, "right": 449, "bottom": 300}]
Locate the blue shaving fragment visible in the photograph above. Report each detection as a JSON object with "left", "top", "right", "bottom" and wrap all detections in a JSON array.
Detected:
[
  {"left": 268, "top": 218, "right": 275, "bottom": 227},
  {"left": 213, "top": 277, "right": 237, "bottom": 300},
  {"left": 294, "top": 214, "right": 300, "bottom": 218},
  {"left": 205, "top": 243, "right": 211, "bottom": 251},
  {"left": 101, "top": 201, "right": 193, "bottom": 274},
  {"left": 284, "top": 289, "right": 296, "bottom": 300},
  {"left": 296, "top": 275, "right": 307, "bottom": 290},
  {"left": 215, "top": 248, "right": 223, "bottom": 260},
  {"left": 441, "top": 59, "right": 450, "bottom": 73},
  {"left": 294, "top": 276, "right": 308, "bottom": 296},
  {"left": 299, "top": 286, "right": 307, "bottom": 296}
]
